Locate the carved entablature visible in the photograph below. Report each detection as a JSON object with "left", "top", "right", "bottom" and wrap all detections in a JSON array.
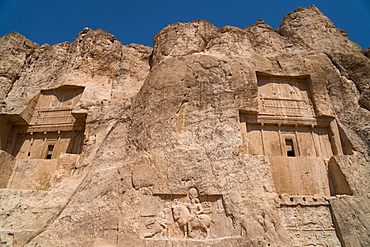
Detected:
[
  {"left": 278, "top": 195, "right": 341, "bottom": 246},
  {"left": 240, "top": 73, "right": 339, "bottom": 159},
  {"left": 257, "top": 74, "right": 315, "bottom": 118},
  {"left": 240, "top": 72, "right": 354, "bottom": 197},
  {"left": 0, "top": 85, "right": 86, "bottom": 159},
  {"left": 278, "top": 194, "right": 329, "bottom": 207},
  {"left": 140, "top": 188, "right": 241, "bottom": 240},
  {"left": 29, "top": 86, "right": 85, "bottom": 131}
]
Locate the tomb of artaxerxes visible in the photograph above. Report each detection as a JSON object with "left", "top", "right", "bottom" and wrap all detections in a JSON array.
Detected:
[
  {"left": 240, "top": 73, "right": 352, "bottom": 197},
  {"left": 0, "top": 85, "right": 86, "bottom": 189},
  {"left": 240, "top": 73, "right": 354, "bottom": 246},
  {"left": 0, "top": 5, "right": 369, "bottom": 247}
]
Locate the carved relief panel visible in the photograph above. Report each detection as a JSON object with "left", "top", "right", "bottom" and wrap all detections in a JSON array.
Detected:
[
  {"left": 258, "top": 75, "right": 315, "bottom": 118},
  {"left": 30, "top": 87, "right": 84, "bottom": 125},
  {"left": 279, "top": 195, "right": 341, "bottom": 246},
  {"left": 140, "top": 188, "right": 241, "bottom": 240}
]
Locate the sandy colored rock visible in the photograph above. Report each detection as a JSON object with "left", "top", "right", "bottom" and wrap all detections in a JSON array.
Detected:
[
  {"left": 0, "top": 32, "right": 39, "bottom": 101},
  {"left": 0, "top": 5, "right": 369, "bottom": 247}
]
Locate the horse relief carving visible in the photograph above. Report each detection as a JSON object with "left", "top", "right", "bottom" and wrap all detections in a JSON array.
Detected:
[
  {"left": 140, "top": 188, "right": 241, "bottom": 240},
  {"left": 172, "top": 188, "right": 212, "bottom": 239}
]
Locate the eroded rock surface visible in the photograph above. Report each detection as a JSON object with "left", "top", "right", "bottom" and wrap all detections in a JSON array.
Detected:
[{"left": 0, "top": 5, "right": 369, "bottom": 247}]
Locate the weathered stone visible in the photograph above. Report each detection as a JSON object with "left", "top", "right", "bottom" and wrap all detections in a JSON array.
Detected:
[
  {"left": 277, "top": 6, "right": 361, "bottom": 54},
  {"left": 0, "top": 32, "right": 39, "bottom": 101},
  {"left": 0, "top": 5, "right": 369, "bottom": 247}
]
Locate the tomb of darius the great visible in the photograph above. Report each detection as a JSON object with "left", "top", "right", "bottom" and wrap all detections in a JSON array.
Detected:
[{"left": 0, "top": 5, "right": 369, "bottom": 247}]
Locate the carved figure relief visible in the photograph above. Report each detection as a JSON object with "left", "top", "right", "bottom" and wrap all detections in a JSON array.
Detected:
[
  {"left": 140, "top": 188, "right": 241, "bottom": 240},
  {"left": 172, "top": 188, "right": 212, "bottom": 239},
  {"left": 143, "top": 211, "right": 172, "bottom": 239},
  {"left": 257, "top": 75, "right": 315, "bottom": 118},
  {"left": 279, "top": 195, "right": 341, "bottom": 246}
]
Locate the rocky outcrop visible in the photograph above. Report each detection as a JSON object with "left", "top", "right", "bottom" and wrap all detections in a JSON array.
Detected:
[
  {"left": 0, "top": 5, "right": 369, "bottom": 247},
  {"left": 0, "top": 32, "right": 39, "bottom": 101},
  {"left": 277, "top": 6, "right": 361, "bottom": 54},
  {"left": 2, "top": 28, "right": 152, "bottom": 115}
]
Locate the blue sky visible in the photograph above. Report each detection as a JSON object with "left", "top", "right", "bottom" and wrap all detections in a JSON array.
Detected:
[{"left": 1, "top": 0, "right": 369, "bottom": 48}]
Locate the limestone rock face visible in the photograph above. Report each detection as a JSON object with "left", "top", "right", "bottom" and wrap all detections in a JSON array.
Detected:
[
  {"left": 0, "top": 5, "right": 369, "bottom": 247},
  {"left": 277, "top": 6, "right": 361, "bottom": 54},
  {"left": 0, "top": 32, "right": 39, "bottom": 101}
]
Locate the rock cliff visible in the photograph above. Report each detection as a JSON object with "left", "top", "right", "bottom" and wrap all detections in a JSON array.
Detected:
[{"left": 0, "top": 5, "right": 369, "bottom": 247}]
